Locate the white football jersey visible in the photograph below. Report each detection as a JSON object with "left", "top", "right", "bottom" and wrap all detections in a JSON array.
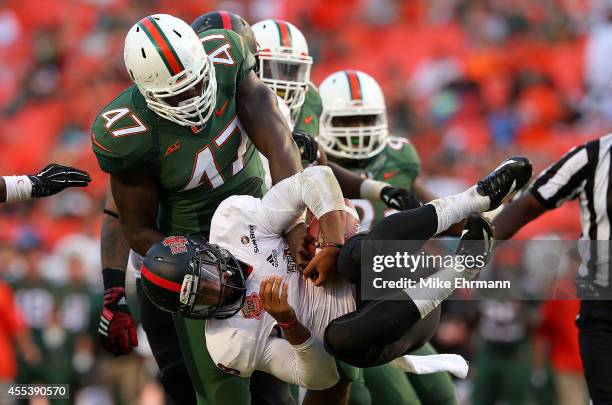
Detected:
[{"left": 206, "top": 181, "right": 355, "bottom": 377}]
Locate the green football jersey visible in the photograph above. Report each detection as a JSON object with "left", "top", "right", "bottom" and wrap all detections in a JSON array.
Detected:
[
  {"left": 293, "top": 82, "right": 322, "bottom": 136},
  {"left": 92, "top": 29, "right": 266, "bottom": 236},
  {"left": 342, "top": 136, "right": 421, "bottom": 231}
]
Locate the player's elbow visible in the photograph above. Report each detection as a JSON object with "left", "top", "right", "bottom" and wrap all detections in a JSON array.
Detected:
[{"left": 301, "top": 359, "right": 339, "bottom": 390}]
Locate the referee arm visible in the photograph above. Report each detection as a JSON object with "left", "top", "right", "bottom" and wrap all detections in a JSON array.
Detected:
[
  {"left": 494, "top": 141, "right": 596, "bottom": 241},
  {"left": 493, "top": 193, "right": 547, "bottom": 240}
]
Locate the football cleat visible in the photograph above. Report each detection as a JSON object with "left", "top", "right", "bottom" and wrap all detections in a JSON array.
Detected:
[
  {"left": 455, "top": 213, "right": 495, "bottom": 269},
  {"left": 476, "top": 157, "right": 533, "bottom": 211}
]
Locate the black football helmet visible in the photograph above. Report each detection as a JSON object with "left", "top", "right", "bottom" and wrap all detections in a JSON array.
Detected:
[
  {"left": 141, "top": 234, "right": 246, "bottom": 319},
  {"left": 191, "top": 10, "right": 257, "bottom": 55}
]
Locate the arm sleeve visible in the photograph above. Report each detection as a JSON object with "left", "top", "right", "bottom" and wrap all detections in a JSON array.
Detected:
[
  {"left": 255, "top": 166, "right": 345, "bottom": 235},
  {"left": 257, "top": 335, "right": 339, "bottom": 390},
  {"left": 530, "top": 141, "right": 597, "bottom": 209}
]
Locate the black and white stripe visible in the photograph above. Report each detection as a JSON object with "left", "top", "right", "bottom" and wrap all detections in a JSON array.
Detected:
[{"left": 530, "top": 134, "right": 612, "bottom": 289}]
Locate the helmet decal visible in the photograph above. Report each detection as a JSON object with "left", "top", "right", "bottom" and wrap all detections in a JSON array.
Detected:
[
  {"left": 345, "top": 70, "right": 363, "bottom": 101},
  {"left": 137, "top": 17, "right": 185, "bottom": 76},
  {"left": 274, "top": 20, "right": 292, "bottom": 48},
  {"left": 162, "top": 235, "right": 189, "bottom": 254},
  {"left": 141, "top": 264, "right": 182, "bottom": 292}
]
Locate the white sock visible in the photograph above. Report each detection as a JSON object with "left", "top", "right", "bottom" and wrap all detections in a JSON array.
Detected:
[
  {"left": 426, "top": 186, "right": 489, "bottom": 234},
  {"left": 405, "top": 263, "right": 481, "bottom": 318}
]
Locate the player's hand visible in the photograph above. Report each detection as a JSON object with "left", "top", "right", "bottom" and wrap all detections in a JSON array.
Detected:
[
  {"left": 292, "top": 130, "right": 318, "bottom": 164},
  {"left": 98, "top": 269, "right": 138, "bottom": 356},
  {"left": 285, "top": 223, "right": 314, "bottom": 270},
  {"left": 28, "top": 164, "right": 91, "bottom": 198},
  {"left": 380, "top": 186, "right": 420, "bottom": 211},
  {"left": 302, "top": 246, "right": 341, "bottom": 287},
  {"left": 260, "top": 276, "right": 296, "bottom": 324}
]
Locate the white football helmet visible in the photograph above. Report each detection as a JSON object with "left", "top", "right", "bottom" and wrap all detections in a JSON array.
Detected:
[
  {"left": 124, "top": 14, "right": 217, "bottom": 127},
  {"left": 318, "top": 70, "right": 388, "bottom": 160},
  {"left": 252, "top": 19, "right": 312, "bottom": 112}
]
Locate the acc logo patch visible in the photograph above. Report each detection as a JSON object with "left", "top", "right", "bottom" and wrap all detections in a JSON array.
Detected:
[
  {"left": 241, "top": 292, "right": 263, "bottom": 319},
  {"left": 162, "top": 236, "right": 188, "bottom": 255},
  {"left": 241, "top": 235, "right": 250, "bottom": 245}
]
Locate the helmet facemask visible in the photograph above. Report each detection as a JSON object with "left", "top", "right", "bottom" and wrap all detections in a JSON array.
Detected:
[
  {"left": 178, "top": 235, "right": 246, "bottom": 319},
  {"left": 256, "top": 50, "right": 311, "bottom": 112},
  {"left": 143, "top": 56, "right": 217, "bottom": 127},
  {"left": 319, "top": 106, "right": 388, "bottom": 161}
]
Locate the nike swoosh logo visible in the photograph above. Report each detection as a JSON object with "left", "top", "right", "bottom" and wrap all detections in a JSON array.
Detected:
[
  {"left": 303, "top": 115, "right": 315, "bottom": 124},
  {"left": 165, "top": 141, "right": 181, "bottom": 157},
  {"left": 383, "top": 170, "right": 400, "bottom": 180},
  {"left": 215, "top": 100, "right": 229, "bottom": 117},
  {"left": 461, "top": 229, "right": 469, "bottom": 238}
]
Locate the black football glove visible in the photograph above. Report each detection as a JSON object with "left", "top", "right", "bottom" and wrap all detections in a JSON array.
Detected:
[
  {"left": 292, "top": 130, "right": 318, "bottom": 164},
  {"left": 98, "top": 268, "right": 138, "bottom": 356},
  {"left": 380, "top": 186, "right": 421, "bottom": 211},
  {"left": 28, "top": 164, "right": 91, "bottom": 198}
]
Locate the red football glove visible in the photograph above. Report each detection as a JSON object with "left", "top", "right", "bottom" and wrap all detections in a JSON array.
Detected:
[{"left": 98, "top": 268, "right": 138, "bottom": 356}]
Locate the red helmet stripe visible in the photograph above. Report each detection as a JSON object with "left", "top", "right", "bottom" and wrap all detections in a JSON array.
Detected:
[
  {"left": 219, "top": 11, "right": 232, "bottom": 30},
  {"left": 141, "top": 264, "right": 182, "bottom": 292},
  {"left": 275, "top": 20, "right": 292, "bottom": 48},
  {"left": 345, "top": 70, "right": 362, "bottom": 101},
  {"left": 139, "top": 17, "right": 185, "bottom": 76}
]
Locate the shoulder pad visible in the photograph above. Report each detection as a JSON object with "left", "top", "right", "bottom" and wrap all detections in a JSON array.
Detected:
[{"left": 91, "top": 87, "right": 157, "bottom": 173}]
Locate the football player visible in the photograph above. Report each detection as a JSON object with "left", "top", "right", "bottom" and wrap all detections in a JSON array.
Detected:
[
  {"left": 251, "top": 20, "right": 415, "bottom": 212},
  {"left": 251, "top": 19, "right": 321, "bottom": 136},
  {"left": 140, "top": 157, "right": 531, "bottom": 403},
  {"left": 318, "top": 69, "right": 463, "bottom": 404},
  {"left": 92, "top": 13, "right": 303, "bottom": 405},
  {"left": 0, "top": 164, "right": 90, "bottom": 203}
]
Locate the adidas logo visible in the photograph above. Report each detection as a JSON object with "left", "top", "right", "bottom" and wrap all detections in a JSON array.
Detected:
[
  {"left": 266, "top": 251, "right": 278, "bottom": 267},
  {"left": 118, "top": 297, "right": 127, "bottom": 306}
]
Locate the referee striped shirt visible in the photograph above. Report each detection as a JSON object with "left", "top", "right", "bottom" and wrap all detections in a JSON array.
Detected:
[{"left": 530, "top": 133, "right": 612, "bottom": 290}]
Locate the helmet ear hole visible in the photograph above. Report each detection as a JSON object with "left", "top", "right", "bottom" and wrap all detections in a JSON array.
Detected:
[
  {"left": 141, "top": 48, "right": 146, "bottom": 58},
  {"left": 173, "top": 29, "right": 182, "bottom": 38},
  {"left": 129, "top": 69, "right": 135, "bottom": 81}
]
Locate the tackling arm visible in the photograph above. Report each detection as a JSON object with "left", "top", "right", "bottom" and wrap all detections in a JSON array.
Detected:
[
  {"left": 101, "top": 187, "right": 131, "bottom": 270},
  {"left": 110, "top": 171, "right": 164, "bottom": 256},
  {"left": 237, "top": 71, "right": 303, "bottom": 184}
]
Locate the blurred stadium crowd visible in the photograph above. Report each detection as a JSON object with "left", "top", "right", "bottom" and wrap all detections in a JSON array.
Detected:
[{"left": 1, "top": 0, "right": 611, "bottom": 403}]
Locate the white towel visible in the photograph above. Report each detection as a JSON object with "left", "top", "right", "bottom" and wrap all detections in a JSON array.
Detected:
[{"left": 389, "top": 353, "right": 469, "bottom": 379}]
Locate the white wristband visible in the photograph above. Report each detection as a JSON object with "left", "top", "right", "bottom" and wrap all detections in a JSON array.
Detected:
[
  {"left": 2, "top": 176, "right": 33, "bottom": 203},
  {"left": 359, "top": 179, "right": 388, "bottom": 201}
]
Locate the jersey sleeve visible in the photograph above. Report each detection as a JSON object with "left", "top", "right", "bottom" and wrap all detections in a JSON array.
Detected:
[
  {"left": 201, "top": 29, "right": 255, "bottom": 87},
  {"left": 383, "top": 137, "right": 421, "bottom": 189},
  {"left": 255, "top": 166, "right": 345, "bottom": 236},
  {"left": 257, "top": 335, "right": 339, "bottom": 390},
  {"left": 293, "top": 83, "right": 323, "bottom": 136},
  {"left": 91, "top": 91, "right": 158, "bottom": 174},
  {"left": 530, "top": 140, "right": 597, "bottom": 209}
]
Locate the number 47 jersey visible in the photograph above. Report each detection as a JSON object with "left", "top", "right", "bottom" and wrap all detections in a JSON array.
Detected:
[{"left": 91, "top": 29, "right": 267, "bottom": 236}]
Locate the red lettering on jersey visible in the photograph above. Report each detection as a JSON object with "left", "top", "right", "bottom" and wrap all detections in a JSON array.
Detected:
[
  {"left": 217, "top": 363, "right": 241, "bottom": 375},
  {"left": 241, "top": 292, "right": 263, "bottom": 319},
  {"left": 162, "top": 236, "right": 188, "bottom": 255}
]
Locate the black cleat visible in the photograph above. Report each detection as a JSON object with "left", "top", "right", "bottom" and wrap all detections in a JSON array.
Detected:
[
  {"left": 476, "top": 156, "right": 533, "bottom": 211},
  {"left": 456, "top": 213, "right": 495, "bottom": 269}
]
